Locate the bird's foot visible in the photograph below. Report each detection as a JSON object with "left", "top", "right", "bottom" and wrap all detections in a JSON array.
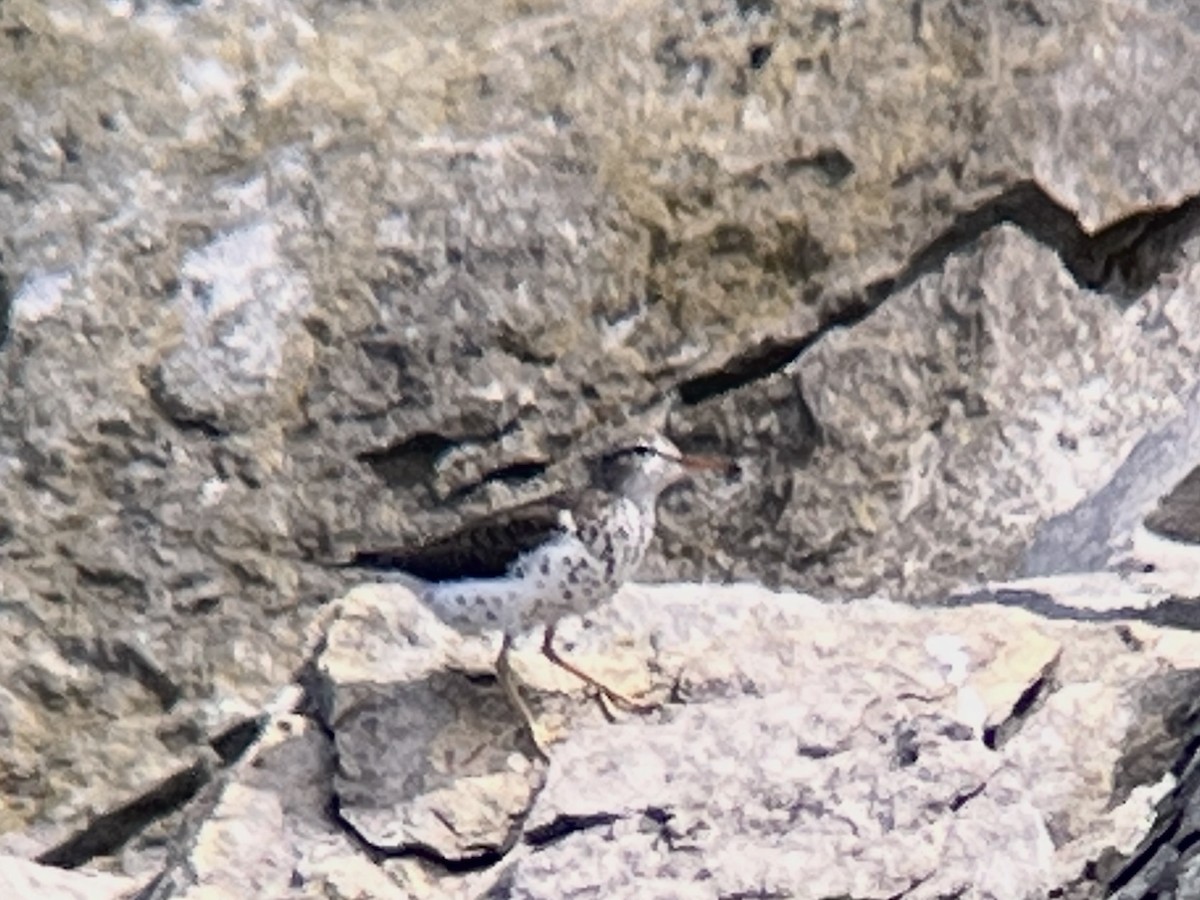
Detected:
[
  {"left": 523, "top": 721, "right": 557, "bottom": 761},
  {"left": 541, "top": 625, "right": 658, "bottom": 718},
  {"left": 593, "top": 684, "right": 658, "bottom": 719}
]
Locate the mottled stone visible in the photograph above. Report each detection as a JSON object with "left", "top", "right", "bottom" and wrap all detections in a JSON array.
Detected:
[
  {"left": 146, "top": 576, "right": 1200, "bottom": 899},
  {"left": 0, "top": 855, "right": 136, "bottom": 900},
  {"left": 2, "top": 0, "right": 1200, "bottom": 883},
  {"left": 316, "top": 587, "right": 545, "bottom": 860}
]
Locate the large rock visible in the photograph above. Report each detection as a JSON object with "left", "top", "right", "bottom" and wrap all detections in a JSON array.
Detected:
[
  {"left": 1, "top": 0, "right": 1200, "bottom": 885},
  {"left": 0, "top": 855, "right": 135, "bottom": 900},
  {"left": 315, "top": 588, "right": 545, "bottom": 861},
  {"left": 137, "top": 576, "right": 1200, "bottom": 898}
]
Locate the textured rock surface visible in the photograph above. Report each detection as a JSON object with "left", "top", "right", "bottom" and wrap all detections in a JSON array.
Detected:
[
  {"left": 672, "top": 222, "right": 1200, "bottom": 598},
  {"left": 1023, "top": 380, "right": 1200, "bottom": 581},
  {"left": 316, "top": 588, "right": 544, "bottom": 860},
  {"left": 0, "top": 855, "right": 135, "bottom": 900},
  {"left": 1, "top": 0, "right": 1200, "bottom": 893},
  {"left": 134, "top": 578, "right": 1199, "bottom": 899},
  {"left": 0, "top": 854, "right": 136, "bottom": 900}
]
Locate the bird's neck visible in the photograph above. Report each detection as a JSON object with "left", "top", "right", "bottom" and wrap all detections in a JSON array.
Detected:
[
  {"left": 604, "top": 495, "right": 657, "bottom": 573},
  {"left": 617, "top": 489, "right": 660, "bottom": 519}
]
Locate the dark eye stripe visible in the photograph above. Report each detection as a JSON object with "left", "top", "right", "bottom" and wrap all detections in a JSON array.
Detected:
[{"left": 601, "top": 441, "right": 678, "bottom": 464}]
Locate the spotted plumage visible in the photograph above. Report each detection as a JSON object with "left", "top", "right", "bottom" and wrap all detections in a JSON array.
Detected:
[
  {"left": 352, "top": 490, "right": 653, "bottom": 635},
  {"left": 347, "top": 434, "right": 736, "bottom": 722}
]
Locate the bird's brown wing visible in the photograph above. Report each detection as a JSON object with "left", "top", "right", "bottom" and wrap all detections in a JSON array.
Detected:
[{"left": 350, "top": 492, "right": 582, "bottom": 582}]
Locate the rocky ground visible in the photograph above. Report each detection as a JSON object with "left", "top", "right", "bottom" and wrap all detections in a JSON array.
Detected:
[{"left": 1, "top": 0, "right": 1199, "bottom": 897}]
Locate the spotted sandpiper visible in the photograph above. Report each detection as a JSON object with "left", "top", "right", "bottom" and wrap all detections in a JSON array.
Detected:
[{"left": 348, "top": 434, "right": 735, "bottom": 743}]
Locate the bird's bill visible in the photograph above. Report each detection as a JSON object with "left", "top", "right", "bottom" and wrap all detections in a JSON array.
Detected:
[{"left": 677, "top": 452, "right": 740, "bottom": 478}]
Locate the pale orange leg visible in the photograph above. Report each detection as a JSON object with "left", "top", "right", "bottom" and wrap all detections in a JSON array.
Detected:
[
  {"left": 540, "top": 624, "right": 655, "bottom": 714},
  {"left": 496, "top": 633, "right": 550, "bottom": 759}
]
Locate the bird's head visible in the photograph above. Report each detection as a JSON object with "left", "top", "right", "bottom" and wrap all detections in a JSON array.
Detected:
[{"left": 592, "top": 434, "right": 737, "bottom": 501}]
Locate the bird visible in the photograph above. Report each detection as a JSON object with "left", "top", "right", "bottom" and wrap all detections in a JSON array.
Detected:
[{"left": 347, "top": 433, "right": 737, "bottom": 743}]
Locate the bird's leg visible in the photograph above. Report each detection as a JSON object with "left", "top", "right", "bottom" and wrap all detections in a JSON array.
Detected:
[
  {"left": 495, "top": 632, "right": 551, "bottom": 760},
  {"left": 540, "top": 624, "right": 655, "bottom": 714}
]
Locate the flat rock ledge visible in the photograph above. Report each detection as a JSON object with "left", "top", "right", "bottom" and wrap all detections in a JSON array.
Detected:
[{"left": 32, "top": 574, "right": 1200, "bottom": 899}]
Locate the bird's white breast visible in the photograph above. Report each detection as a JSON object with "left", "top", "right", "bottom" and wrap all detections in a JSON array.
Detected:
[{"left": 420, "top": 498, "right": 655, "bottom": 636}]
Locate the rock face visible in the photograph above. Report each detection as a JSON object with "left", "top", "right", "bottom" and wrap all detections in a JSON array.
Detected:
[
  {"left": 0, "top": 855, "right": 135, "bottom": 900},
  {"left": 1, "top": 0, "right": 1200, "bottom": 896},
  {"left": 316, "top": 589, "right": 543, "bottom": 861},
  {"left": 139, "top": 577, "right": 1200, "bottom": 899}
]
